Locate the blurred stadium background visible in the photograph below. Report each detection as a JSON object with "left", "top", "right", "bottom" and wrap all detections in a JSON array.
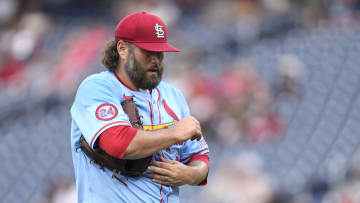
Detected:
[{"left": 1, "top": 0, "right": 360, "bottom": 202}]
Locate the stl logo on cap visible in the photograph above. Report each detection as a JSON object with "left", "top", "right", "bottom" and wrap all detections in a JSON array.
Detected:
[
  {"left": 154, "top": 23, "right": 164, "bottom": 38},
  {"left": 114, "top": 11, "right": 180, "bottom": 52}
]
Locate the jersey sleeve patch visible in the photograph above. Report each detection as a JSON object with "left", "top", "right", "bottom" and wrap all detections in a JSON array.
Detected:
[{"left": 95, "top": 104, "right": 118, "bottom": 121}]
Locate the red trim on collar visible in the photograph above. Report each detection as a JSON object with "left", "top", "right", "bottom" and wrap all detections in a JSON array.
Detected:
[{"left": 114, "top": 72, "right": 135, "bottom": 91}]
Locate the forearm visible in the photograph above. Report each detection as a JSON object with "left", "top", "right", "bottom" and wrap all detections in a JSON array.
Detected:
[
  {"left": 123, "top": 115, "right": 202, "bottom": 159},
  {"left": 186, "top": 160, "right": 209, "bottom": 185},
  {"left": 123, "top": 128, "right": 177, "bottom": 159}
]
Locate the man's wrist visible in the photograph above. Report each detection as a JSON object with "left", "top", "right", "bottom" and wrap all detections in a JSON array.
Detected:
[
  {"left": 186, "top": 160, "right": 209, "bottom": 185},
  {"left": 167, "top": 127, "right": 180, "bottom": 143}
]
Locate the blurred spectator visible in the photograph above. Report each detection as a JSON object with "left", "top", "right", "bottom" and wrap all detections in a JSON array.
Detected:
[
  {"left": 48, "top": 25, "right": 109, "bottom": 95},
  {"left": 31, "top": 177, "right": 77, "bottom": 203},
  {"left": 322, "top": 177, "right": 360, "bottom": 203},
  {"left": 113, "top": 0, "right": 181, "bottom": 27},
  {"left": 323, "top": 158, "right": 360, "bottom": 202},
  {"left": 0, "top": 51, "right": 25, "bottom": 88},
  {"left": 274, "top": 54, "right": 304, "bottom": 101},
  {"left": 199, "top": 152, "right": 273, "bottom": 203},
  {"left": 177, "top": 60, "right": 286, "bottom": 144},
  {"left": 262, "top": 0, "right": 294, "bottom": 16},
  {"left": 50, "top": 181, "right": 77, "bottom": 203},
  {"left": 242, "top": 111, "right": 285, "bottom": 144},
  {"left": 300, "top": 178, "right": 330, "bottom": 203},
  {"left": 0, "top": 0, "right": 18, "bottom": 26},
  {"left": 0, "top": 11, "right": 51, "bottom": 89},
  {"left": 267, "top": 191, "right": 293, "bottom": 203}
]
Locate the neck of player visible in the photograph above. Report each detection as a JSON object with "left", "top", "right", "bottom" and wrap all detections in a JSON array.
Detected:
[{"left": 116, "top": 67, "right": 139, "bottom": 91}]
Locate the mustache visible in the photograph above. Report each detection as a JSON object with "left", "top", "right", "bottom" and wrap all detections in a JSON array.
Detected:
[{"left": 148, "top": 64, "right": 162, "bottom": 72}]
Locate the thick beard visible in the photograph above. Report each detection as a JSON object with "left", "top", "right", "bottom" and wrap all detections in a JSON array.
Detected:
[{"left": 125, "top": 52, "right": 163, "bottom": 90}]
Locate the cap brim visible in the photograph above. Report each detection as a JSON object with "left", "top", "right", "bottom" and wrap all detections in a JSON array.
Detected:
[{"left": 134, "top": 42, "right": 180, "bottom": 52}]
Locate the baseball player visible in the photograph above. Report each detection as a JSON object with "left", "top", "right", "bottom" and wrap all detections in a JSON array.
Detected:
[{"left": 70, "top": 11, "right": 210, "bottom": 203}]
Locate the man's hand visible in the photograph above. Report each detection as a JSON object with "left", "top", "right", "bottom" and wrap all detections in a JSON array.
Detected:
[
  {"left": 146, "top": 156, "right": 196, "bottom": 186},
  {"left": 171, "top": 116, "right": 202, "bottom": 142}
]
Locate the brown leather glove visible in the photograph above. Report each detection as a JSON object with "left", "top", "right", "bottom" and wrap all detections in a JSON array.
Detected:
[{"left": 79, "top": 98, "right": 152, "bottom": 185}]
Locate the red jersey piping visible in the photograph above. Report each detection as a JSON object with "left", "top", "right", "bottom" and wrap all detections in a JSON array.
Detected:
[
  {"left": 180, "top": 148, "right": 209, "bottom": 162},
  {"left": 113, "top": 72, "right": 135, "bottom": 91},
  {"left": 90, "top": 121, "right": 130, "bottom": 146}
]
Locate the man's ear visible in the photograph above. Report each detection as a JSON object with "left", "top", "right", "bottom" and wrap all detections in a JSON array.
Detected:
[{"left": 117, "top": 40, "right": 128, "bottom": 61}]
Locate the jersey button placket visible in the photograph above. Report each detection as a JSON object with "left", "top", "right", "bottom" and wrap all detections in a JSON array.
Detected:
[
  {"left": 152, "top": 99, "right": 158, "bottom": 125},
  {"left": 151, "top": 91, "right": 160, "bottom": 125}
]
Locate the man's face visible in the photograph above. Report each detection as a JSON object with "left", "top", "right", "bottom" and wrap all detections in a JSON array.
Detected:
[{"left": 125, "top": 45, "right": 164, "bottom": 90}]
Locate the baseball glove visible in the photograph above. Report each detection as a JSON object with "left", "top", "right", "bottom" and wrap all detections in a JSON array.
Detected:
[{"left": 79, "top": 98, "right": 152, "bottom": 185}]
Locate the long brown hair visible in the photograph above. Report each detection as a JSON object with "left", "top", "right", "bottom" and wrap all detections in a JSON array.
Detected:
[{"left": 101, "top": 40, "right": 119, "bottom": 72}]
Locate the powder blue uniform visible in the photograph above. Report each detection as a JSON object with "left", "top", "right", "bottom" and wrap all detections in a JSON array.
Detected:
[{"left": 70, "top": 71, "right": 209, "bottom": 203}]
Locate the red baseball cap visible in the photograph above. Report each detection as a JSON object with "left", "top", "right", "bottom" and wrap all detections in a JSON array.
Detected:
[{"left": 115, "top": 11, "right": 180, "bottom": 52}]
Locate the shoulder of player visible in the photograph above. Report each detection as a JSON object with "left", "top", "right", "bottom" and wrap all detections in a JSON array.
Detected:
[
  {"left": 157, "top": 81, "right": 182, "bottom": 95},
  {"left": 156, "top": 82, "right": 188, "bottom": 105},
  {"left": 78, "top": 71, "right": 117, "bottom": 90}
]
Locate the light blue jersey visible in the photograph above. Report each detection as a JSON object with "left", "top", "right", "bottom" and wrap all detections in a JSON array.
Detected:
[{"left": 70, "top": 71, "right": 209, "bottom": 203}]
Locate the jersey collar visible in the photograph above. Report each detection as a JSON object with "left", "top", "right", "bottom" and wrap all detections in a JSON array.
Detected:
[
  {"left": 113, "top": 71, "right": 135, "bottom": 91},
  {"left": 113, "top": 71, "right": 153, "bottom": 94}
]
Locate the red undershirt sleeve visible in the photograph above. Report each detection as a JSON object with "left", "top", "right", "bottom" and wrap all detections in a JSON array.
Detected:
[
  {"left": 97, "top": 125, "right": 138, "bottom": 159},
  {"left": 187, "top": 154, "right": 210, "bottom": 186}
]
